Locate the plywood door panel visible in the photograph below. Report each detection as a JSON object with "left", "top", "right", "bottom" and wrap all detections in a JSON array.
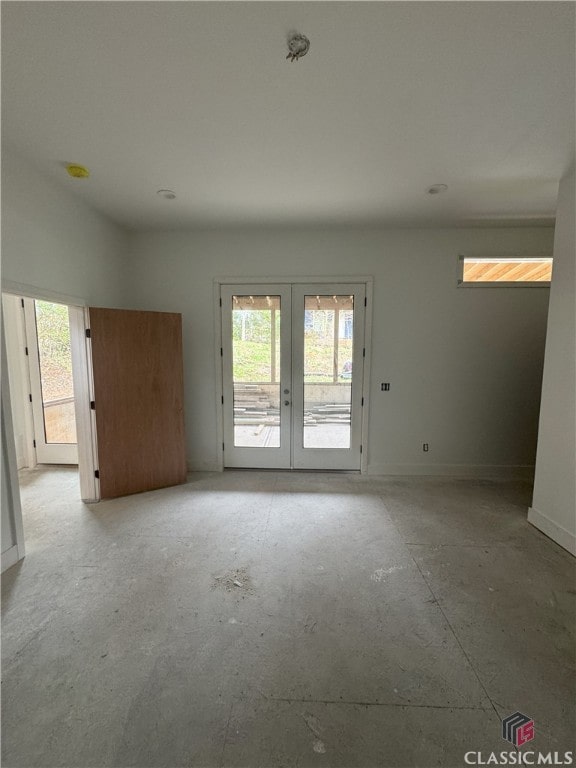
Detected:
[{"left": 89, "top": 308, "right": 187, "bottom": 498}]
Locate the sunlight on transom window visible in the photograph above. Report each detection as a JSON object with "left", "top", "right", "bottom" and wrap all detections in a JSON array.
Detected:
[{"left": 460, "top": 257, "right": 552, "bottom": 284}]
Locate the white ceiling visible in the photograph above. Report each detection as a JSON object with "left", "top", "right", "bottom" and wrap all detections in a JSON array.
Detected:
[{"left": 2, "top": 1, "right": 574, "bottom": 230}]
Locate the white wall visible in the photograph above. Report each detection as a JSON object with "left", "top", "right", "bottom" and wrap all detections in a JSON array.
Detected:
[
  {"left": 1, "top": 145, "right": 128, "bottom": 306},
  {"left": 1, "top": 145, "right": 129, "bottom": 570},
  {"left": 529, "top": 167, "right": 576, "bottom": 555},
  {"left": 126, "top": 226, "right": 553, "bottom": 474}
]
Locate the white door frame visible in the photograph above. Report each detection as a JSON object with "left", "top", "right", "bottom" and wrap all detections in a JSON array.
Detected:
[
  {"left": 2, "top": 293, "right": 36, "bottom": 470},
  {"left": 69, "top": 306, "right": 100, "bottom": 503},
  {"left": 1, "top": 326, "right": 26, "bottom": 571},
  {"left": 215, "top": 276, "right": 373, "bottom": 473}
]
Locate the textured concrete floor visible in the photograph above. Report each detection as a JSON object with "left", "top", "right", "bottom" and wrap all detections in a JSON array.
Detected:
[{"left": 2, "top": 468, "right": 575, "bottom": 767}]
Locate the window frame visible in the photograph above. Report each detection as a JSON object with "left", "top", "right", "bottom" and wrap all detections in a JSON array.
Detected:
[{"left": 457, "top": 254, "right": 552, "bottom": 288}]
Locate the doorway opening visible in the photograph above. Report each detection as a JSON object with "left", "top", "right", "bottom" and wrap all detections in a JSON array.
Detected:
[
  {"left": 2, "top": 292, "right": 83, "bottom": 571},
  {"left": 2, "top": 290, "right": 190, "bottom": 572},
  {"left": 2, "top": 294, "right": 80, "bottom": 473}
]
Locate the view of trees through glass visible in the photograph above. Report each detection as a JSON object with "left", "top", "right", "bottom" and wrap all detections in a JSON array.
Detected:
[
  {"left": 35, "top": 301, "right": 74, "bottom": 400},
  {"left": 232, "top": 306, "right": 281, "bottom": 382},
  {"left": 35, "top": 300, "right": 76, "bottom": 444},
  {"left": 232, "top": 306, "right": 353, "bottom": 383},
  {"left": 230, "top": 294, "right": 355, "bottom": 450}
]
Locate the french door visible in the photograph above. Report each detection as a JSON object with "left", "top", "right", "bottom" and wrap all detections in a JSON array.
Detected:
[
  {"left": 221, "top": 283, "right": 366, "bottom": 470},
  {"left": 23, "top": 298, "right": 78, "bottom": 464}
]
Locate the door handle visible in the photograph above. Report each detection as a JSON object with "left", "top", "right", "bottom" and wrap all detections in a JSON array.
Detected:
[{"left": 284, "top": 400, "right": 290, "bottom": 406}]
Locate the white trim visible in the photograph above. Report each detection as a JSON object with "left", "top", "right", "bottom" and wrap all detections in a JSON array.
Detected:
[
  {"left": 1, "top": 294, "right": 36, "bottom": 469},
  {"left": 70, "top": 307, "right": 100, "bottom": 502},
  {"left": 1, "top": 545, "right": 21, "bottom": 572},
  {"left": 217, "top": 275, "right": 374, "bottom": 285},
  {"left": 366, "top": 463, "right": 535, "bottom": 479},
  {"left": 360, "top": 280, "right": 373, "bottom": 474},
  {"left": 1, "top": 330, "right": 26, "bottom": 570},
  {"left": 187, "top": 461, "right": 223, "bottom": 473},
  {"left": 1, "top": 280, "right": 86, "bottom": 307},
  {"left": 528, "top": 507, "right": 576, "bottom": 556},
  {"left": 458, "top": 282, "right": 550, "bottom": 289},
  {"left": 213, "top": 282, "right": 225, "bottom": 472},
  {"left": 463, "top": 257, "right": 553, "bottom": 265}
]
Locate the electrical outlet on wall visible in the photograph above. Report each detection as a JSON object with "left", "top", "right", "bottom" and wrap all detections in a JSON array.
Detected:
[{"left": 423, "top": 443, "right": 429, "bottom": 452}]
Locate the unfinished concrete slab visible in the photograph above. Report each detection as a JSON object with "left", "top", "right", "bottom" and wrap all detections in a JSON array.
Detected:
[{"left": 2, "top": 468, "right": 574, "bottom": 767}]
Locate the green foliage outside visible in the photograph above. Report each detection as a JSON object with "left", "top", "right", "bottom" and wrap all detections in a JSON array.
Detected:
[
  {"left": 303, "top": 337, "right": 353, "bottom": 382},
  {"left": 232, "top": 309, "right": 353, "bottom": 383},
  {"left": 35, "top": 301, "right": 74, "bottom": 401},
  {"left": 233, "top": 309, "right": 281, "bottom": 381}
]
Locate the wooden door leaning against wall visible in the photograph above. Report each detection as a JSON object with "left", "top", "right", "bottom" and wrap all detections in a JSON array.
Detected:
[{"left": 88, "top": 308, "right": 187, "bottom": 499}]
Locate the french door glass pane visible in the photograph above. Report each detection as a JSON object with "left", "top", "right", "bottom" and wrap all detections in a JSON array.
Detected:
[
  {"left": 34, "top": 300, "right": 77, "bottom": 444},
  {"left": 232, "top": 295, "right": 281, "bottom": 448},
  {"left": 303, "top": 295, "right": 353, "bottom": 449}
]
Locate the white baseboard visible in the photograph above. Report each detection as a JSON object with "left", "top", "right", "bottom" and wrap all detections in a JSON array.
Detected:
[
  {"left": 186, "top": 462, "right": 222, "bottom": 473},
  {"left": 528, "top": 507, "right": 576, "bottom": 556},
  {"left": 185, "top": 462, "right": 534, "bottom": 478},
  {"left": 366, "top": 463, "right": 534, "bottom": 479},
  {"left": 1, "top": 545, "right": 23, "bottom": 573}
]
